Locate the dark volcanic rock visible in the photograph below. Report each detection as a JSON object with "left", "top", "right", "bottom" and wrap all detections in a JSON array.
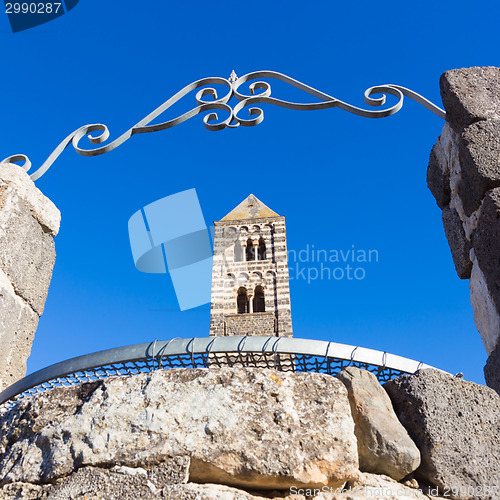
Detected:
[
  {"left": 427, "top": 143, "right": 451, "bottom": 209},
  {"left": 458, "top": 120, "right": 500, "bottom": 216},
  {"left": 440, "top": 66, "right": 500, "bottom": 131},
  {"left": 384, "top": 369, "right": 500, "bottom": 499},
  {"left": 442, "top": 206, "right": 472, "bottom": 279},
  {"left": 473, "top": 188, "right": 500, "bottom": 330},
  {"left": 484, "top": 338, "right": 500, "bottom": 396}
]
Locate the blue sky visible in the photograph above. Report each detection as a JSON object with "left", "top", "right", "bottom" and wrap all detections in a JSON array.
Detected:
[{"left": 1, "top": 1, "right": 498, "bottom": 384}]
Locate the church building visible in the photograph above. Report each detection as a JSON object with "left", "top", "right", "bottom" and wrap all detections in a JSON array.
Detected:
[{"left": 209, "top": 195, "right": 293, "bottom": 337}]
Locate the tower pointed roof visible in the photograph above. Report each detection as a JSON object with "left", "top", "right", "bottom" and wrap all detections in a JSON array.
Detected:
[{"left": 220, "top": 194, "right": 279, "bottom": 221}]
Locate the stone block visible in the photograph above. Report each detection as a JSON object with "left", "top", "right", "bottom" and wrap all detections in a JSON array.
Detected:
[
  {"left": 441, "top": 207, "right": 472, "bottom": 279},
  {"left": 0, "top": 478, "right": 286, "bottom": 500},
  {"left": 0, "top": 483, "right": 44, "bottom": 500},
  {"left": 161, "top": 483, "right": 273, "bottom": 500},
  {"left": 0, "top": 184, "right": 56, "bottom": 315},
  {"left": 472, "top": 188, "right": 500, "bottom": 352},
  {"left": 0, "top": 163, "right": 60, "bottom": 237},
  {"left": 346, "top": 472, "right": 443, "bottom": 500},
  {"left": 0, "top": 368, "right": 359, "bottom": 490},
  {"left": 51, "top": 461, "right": 190, "bottom": 500},
  {"left": 469, "top": 258, "right": 500, "bottom": 355},
  {"left": 0, "top": 459, "right": 190, "bottom": 500},
  {"left": 384, "top": 369, "right": 500, "bottom": 499},
  {"left": 0, "top": 268, "right": 38, "bottom": 392},
  {"left": 484, "top": 336, "right": 500, "bottom": 396},
  {"left": 336, "top": 367, "right": 420, "bottom": 481},
  {"left": 427, "top": 143, "right": 451, "bottom": 209},
  {"left": 458, "top": 120, "right": 500, "bottom": 215},
  {"left": 440, "top": 67, "right": 500, "bottom": 131}
]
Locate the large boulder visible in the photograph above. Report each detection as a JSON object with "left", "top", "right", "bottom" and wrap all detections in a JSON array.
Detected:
[
  {"left": 336, "top": 367, "right": 420, "bottom": 481},
  {"left": 458, "top": 121, "right": 500, "bottom": 216},
  {"left": 384, "top": 369, "right": 500, "bottom": 499},
  {"left": 427, "top": 142, "right": 451, "bottom": 210},
  {"left": 0, "top": 175, "right": 57, "bottom": 316},
  {"left": 472, "top": 187, "right": 500, "bottom": 354},
  {"left": 0, "top": 368, "right": 358, "bottom": 491},
  {"left": 0, "top": 269, "right": 39, "bottom": 390},
  {"left": 484, "top": 339, "right": 500, "bottom": 395},
  {"left": 0, "top": 164, "right": 60, "bottom": 236},
  {"left": 440, "top": 66, "right": 500, "bottom": 131},
  {"left": 0, "top": 471, "right": 445, "bottom": 500},
  {"left": 441, "top": 206, "right": 472, "bottom": 279},
  {"left": 0, "top": 164, "right": 60, "bottom": 392}
]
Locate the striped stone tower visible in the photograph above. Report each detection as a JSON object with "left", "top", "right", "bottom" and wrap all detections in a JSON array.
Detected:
[{"left": 209, "top": 194, "right": 293, "bottom": 337}]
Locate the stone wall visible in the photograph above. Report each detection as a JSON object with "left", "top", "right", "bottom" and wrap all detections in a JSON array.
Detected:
[
  {"left": 0, "top": 163, "right": 60, "bottom": 392},
  {"left": 0, "top": 367, "right": 498, "bottom": 499},
  {"left": 427, "top": 67, "right": 500, "bottom": 394}
]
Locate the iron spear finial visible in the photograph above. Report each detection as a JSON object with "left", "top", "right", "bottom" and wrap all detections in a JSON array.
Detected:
[{"left": 229, "top": 70, "right": 238, "bottom": 83}]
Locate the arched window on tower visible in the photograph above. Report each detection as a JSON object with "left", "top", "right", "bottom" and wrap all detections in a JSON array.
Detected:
[
  {"left": 234, "top": 240, "right": 243, "bottom": 262},
  {"left": 253, "top": 286, "right": 265, "bottom": 313},
  {"left": 258, "top": 237, "right": 266, "bottom": 260},
  {"left": 237, "top": 287, "right": 249, "bottom": 314},
  {"left": 246, "top": 238, "right": 255, "bottom": 261}
]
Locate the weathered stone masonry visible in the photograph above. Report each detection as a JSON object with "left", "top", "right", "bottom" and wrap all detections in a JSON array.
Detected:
[
  {"left": 0, "top": 163, "right": 60, "bottom": 392},
  {"left": 0, "top": 366, "right": 498, "bottom": 499},
  {"left": 209, "top": 194, "right": 293, "bottom": 338},
  {"left": 427, "top": 66, "right": 500, "bottom": 394}
]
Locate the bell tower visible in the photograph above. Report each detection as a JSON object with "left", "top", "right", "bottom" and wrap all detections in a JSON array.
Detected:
[{"left": 209, "top": 194, "right": 293, "bottom": 337}]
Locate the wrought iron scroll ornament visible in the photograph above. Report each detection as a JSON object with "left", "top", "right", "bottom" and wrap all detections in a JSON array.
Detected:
[{"left": 0, "top": 70, "right": 446, "bottom": 181}]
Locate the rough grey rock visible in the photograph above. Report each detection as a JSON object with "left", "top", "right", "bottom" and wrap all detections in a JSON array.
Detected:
[
  {"left": 0, "top": 268, "right": 39, "bottom": 392},
  {"left": 384, "top": 369, "right": 500, "bottom": 499},
  {"left": 50, "top": 468, "right": 162, "bottom": 500},
  {"left": 162, "top": 483, "right": 275, "bottom": 500},
  {"left": 442, "top": 206, "right": 472, "bottom": 279},
  {"left": 0, "top": 461, "right": 261, "bottom": 500},
  {"left": 345, "top": 472, "right": 444, "bottom": 500},
  {"left": 430, "top": 67, "right": 500, "bottom": 362},
  {"left": 469, "top": 257, "right": 500, "bottom": 355},
  {"left": 0, "top": 368, "right": 358, "bottom": 490},
  {"left": 336, "top": 367, "right": 420, "bottom": 481},
  {"left": 440, "top": 67, "right": 500, "bottom": 131},
  {"left": 474, "top": 188, "right": 500, "bottom": 305},
  {"left": 0, "top": 164, "right": 59, "bottom": 392},
  {"left": 0, "top": 475, "right": 444, "bottom": 500},
  {"left": 28, "top": 459, "right": 188, "bottom": 500},
  {"left": 427, "top": 143, "right": 451, "bottom": 209},
  {"left": 0, "top": 464, "right": 275, "bottom": 500},
  {"left": 0, "top": 482, "right": 45, "bottom": 500},
  {"left": 458, "top": 120, "right": 500, "bottom": 215},
  {"left": 484, "top": 336, "right": 500, "bottom": 395},
  {"left": 472, "top": 188, "right": 500, "bottom": 352},
  {"left": 0, "top": 183, "right": 56, "bottom": 315},
  {"left": 0, "top": 164, "right": 60, "bottom": 236}
]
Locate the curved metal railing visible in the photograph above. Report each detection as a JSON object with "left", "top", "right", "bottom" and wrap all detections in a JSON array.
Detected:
[{"left": 0, "top": 336, "right": 444, "bottom": 408}]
